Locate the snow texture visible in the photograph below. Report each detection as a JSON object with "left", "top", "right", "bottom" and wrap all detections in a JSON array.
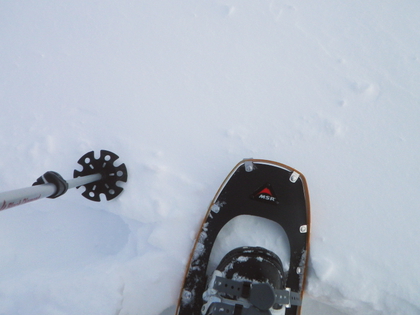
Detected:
[{"left": 1, "top": 1, "right": 420, "bottom": 314}]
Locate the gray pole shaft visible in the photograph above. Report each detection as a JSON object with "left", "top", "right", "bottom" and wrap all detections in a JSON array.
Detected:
[
  {"left": 0, "top": 173, "right": 102, "bottom": 211},
  {"left": 66, "top": 173, "right": 102, "bottom": 189}
]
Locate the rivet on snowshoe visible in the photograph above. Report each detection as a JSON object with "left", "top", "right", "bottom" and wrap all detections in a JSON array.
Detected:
[
  {"left": 211, "top": 203, "right": 220, "bottom": 213},
  {"left": 244, "top": 160, "right": 255, "bottom": 172},
  {"left": 289, "top": 171, "right": 300, "bottom": 183}
]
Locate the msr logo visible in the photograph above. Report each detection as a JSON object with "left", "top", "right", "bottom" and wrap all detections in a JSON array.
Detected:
[{"left": 251, "top": 184, "right": 279, "bottom": 205}]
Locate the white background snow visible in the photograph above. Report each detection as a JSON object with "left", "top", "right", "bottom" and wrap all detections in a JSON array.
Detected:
[{"left": 1, "top": 1, "right": 420, "bottom": 314}]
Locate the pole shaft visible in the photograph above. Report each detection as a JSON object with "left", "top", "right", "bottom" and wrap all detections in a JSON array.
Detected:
[
  {"left": 0, "top": 173, "right": 102, "bottom": 211},
  {"left": 67, "top": 173, "right": 102, "bottom": 189},
  {"left": 0, "top": 184, "right": 56, "bottom": 211}
]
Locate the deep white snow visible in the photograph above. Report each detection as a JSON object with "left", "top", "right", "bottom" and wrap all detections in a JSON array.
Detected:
[{"left": 1, "top": 1, "right": 420, "bottom": 314}]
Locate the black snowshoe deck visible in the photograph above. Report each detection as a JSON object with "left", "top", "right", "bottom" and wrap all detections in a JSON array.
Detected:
[{"left": 176, "top": 159, "right": 310, "bottom": 315}]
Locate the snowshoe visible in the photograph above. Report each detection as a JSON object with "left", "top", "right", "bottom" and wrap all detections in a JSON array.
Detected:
[{"left": 176, "top": 159, "right": 310, "bottom": 315}]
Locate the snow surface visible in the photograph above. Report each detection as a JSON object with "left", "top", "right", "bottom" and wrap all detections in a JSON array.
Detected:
[{"left": 1, "top": 1, "right": 420, "bottom": 314}]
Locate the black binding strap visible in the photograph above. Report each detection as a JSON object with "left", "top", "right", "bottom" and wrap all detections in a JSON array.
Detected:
[
  {"left": 33, "top": 171, "right": 69, "bottom": 199},
  {"left": 206, "top": 302, "right": 270, "bottom": 315},
  {"left": 202, "top": 276, "right": 301, "bottom": 315}
]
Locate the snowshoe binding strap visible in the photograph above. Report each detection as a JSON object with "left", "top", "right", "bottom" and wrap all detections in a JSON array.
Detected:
[
  {"left": 213, "top": 276, "right": 302, "bottom": 310},
  {"left": 202, "top": 274, "right": 301, "bottom": 315},
  {"left": 205, "top": 302, "right": 270, "bottom": 315},
  {"left": 213, "top": 276, "right": 301, "bottom": 309}
]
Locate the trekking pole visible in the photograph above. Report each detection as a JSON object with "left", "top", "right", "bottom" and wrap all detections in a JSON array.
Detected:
[{"left": 0, "top": 150, "right": 128, "bottom": 211}]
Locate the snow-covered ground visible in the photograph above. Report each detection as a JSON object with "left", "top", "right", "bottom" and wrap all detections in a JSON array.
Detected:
[{"left": 1, "top": 1, "right": 420, "bottom": 314}]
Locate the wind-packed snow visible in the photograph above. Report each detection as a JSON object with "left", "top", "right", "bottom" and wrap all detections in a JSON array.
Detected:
[{"left": 1, "top": 1, "right": 420, "bottom": 314}]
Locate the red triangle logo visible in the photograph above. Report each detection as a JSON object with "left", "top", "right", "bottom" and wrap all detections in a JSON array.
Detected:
[
  {"left": 251, "top": 184, "right": 279, "bottom": 205},
  {"left": 257, "top": 187, "right": 273, "bottom": 196}
]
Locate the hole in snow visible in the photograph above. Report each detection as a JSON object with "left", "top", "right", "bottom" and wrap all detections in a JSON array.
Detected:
[{"left": 207, "top": 215, "right": 291, "bottom": 276}]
